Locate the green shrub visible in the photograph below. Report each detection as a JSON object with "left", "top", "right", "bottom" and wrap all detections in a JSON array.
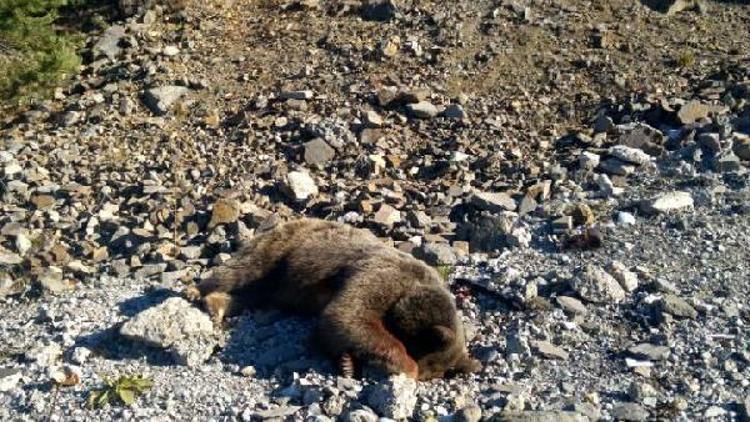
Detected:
[{"left": 0, "top": 0, "right": 83, "bottom": 110}]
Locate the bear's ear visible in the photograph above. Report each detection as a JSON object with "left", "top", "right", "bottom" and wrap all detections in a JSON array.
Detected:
[{"left": 432, "top": 325, "right": 455, "bottom": 347}]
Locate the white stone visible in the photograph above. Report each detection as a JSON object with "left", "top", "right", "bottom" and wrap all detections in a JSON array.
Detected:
[
  {"left": 608, "top": 261, "right": 639, "bottom": 292},
  {"left": 366, "top": 374, "right": 417, "bottom": 419},
  {"left": 641, "top": 191, "right": 694, "bottom": 214},
  {"left": 0, "top": 368, "right": 22, "bottom": 392},
  {"left": 284, "top": 171, "right": 319, "bottom": 201},
  {"left": 15, "top": 234, "right": 31, "bottom": 256},
  {"left": 616, "top": 211, "right": 636, "bottom": 225},
  {"left": 570, "top": 265, "right": 626, "bottom": 303},
  {"left": 609, "top": 145, "right": 651, "bottom": 165},
  {"left": 120, "top": 297, "right": 216, "bottom": 367}
]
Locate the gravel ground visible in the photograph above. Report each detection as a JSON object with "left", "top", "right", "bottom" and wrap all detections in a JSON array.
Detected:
[{"left": 1, "top": 0, "right": 750, "bottom": 421}]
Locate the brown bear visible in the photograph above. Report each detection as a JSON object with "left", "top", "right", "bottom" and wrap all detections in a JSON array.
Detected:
[{"left": 184, "top": 218, "right": 481, "bottom": 380}]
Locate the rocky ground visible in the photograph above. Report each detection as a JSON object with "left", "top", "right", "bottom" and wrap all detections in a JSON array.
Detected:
[{"left": 2, "top": 0, "right": 750, "bottom": 420}]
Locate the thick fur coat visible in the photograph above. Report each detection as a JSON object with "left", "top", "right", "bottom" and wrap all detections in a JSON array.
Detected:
[{"left": 185, "top": 218, "right": 481, "bottom": 380}]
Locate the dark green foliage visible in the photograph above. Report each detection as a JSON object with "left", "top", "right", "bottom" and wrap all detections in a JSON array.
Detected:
[{"left": 0, "top": 0, "right": 83, "bottom": 109}]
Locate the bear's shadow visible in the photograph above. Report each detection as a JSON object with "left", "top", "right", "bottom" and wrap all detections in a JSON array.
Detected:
[{"left": 73, "top": 288, "right": 335, "bottom": 379}]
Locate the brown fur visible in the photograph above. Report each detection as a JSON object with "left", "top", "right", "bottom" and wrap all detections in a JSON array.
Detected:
[{"left": 184, "top": 218, "right": 481, "bottom": 380}]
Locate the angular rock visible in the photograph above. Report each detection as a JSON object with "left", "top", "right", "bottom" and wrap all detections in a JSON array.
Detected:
[
  {"left": 640, "top": 191, "right": 694, "bottom": 215},
  {"left": 579, "top": 151, "right": 600, "bottom": 170},
  {"left": 470, "top": 192, "right": 516, "bottom": 212},
  {"left": 0, "top": 248, "right": 23, "bottom": 265},
  {"left": 362, "top": 0, "right": 399, "bottom": 22},
  {"left": 0, "top": 367, "right": 22, "bottom": 392},
  {"left": 143, "top": 86, "right": 189, "bottom": 115},
  {"left": 466, "top": 214, "right": 515, "bottom": 252},
  {"left": 530, "top": 340, "right": 569, "bottom": 360},
  {"left": 92, "top": 25, "right": 126, "bottom": 60},
  {"left": 36, "top": 267, "right": 69, "bottom": 295},
  {"left": 365, "top": 374, "right": 417, "bottom": 419},
  {"left": 556, "top": 296, "right": 587, "bottom": 315},
  {"left": 405, "top": 210, "right": 431, "bottom": 228},
  {"left": 570, "top": 265, "right": 626, "bottom": 303},
  {"left": 120, "top": 297, "right": 216, "bottom": 367},
  {"left": 607, "top": 261, "right": 639, "bottom": 292},
  {"left": 658, "top": 294, "right": 698, "bottom": 319},
  {"left": 14, "top": 233, "right": 31, "bottom": 256},
  {"left": 364, "top": 110, "right": 384, "bottom": 128},
  {"left": 304, "top": 138, "right": 336, "bottom": 166},
  {"left": 372, "top": 204, "right": 401, "bottom": 228},
  {"left": 627, "top": 343, "right": 670, "bottom": 361},
  {"left": 283, "top": 171, "right": 318, "bottom": 201},
  {"left": 610, "top": 402, "right": 650, "bottom": 421},
  {"left": 417, "top": 242, "right": 457, "bottom": 266}
]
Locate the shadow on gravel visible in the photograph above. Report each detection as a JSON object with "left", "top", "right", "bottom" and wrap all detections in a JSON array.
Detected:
[
  {"left": 73, "top": 288, "right": 184, "bottom": 366},
  {"left": 219, "top": 312, "right": 336, "bottom": 379},
  {"left": 75, "top": 289, "right": 336, "bottom": 378},
  {"left": 73, "top": 324, "right": 178, "bottom": 367}
]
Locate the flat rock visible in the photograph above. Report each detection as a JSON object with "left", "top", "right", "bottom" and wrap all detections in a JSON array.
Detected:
[
  {"left": 677, "top": 100, "right": 711, "bottom": 124},
  {"left": 598, "top": 157, "right": 635, "bottom": 176},
  {"left": 0, "top": 248, "right": 23, "bottom": 265},
  {"left": 610, "top": 402, "right": 650, "bottom": 421},
  {"left": 283, "top": 171, "right": 318, "bottom": 201},
  {"left": 365, "top": 374, "right": 417, "bottom": 419},
  {"left": 120, "top": 297, "right": 216, "bottom": 367},
  {"left": 658, "top": 294, "right": 698, "bottom": 319},
  {"left": 556, "top": 296, "right": 588, "bottom": 315},
  {"left": 143, "top": 86, "right": 189, "bottom": 115},
  {"left": 406, "top": 101, "right": 438, "bottom": 119},
  {"left": 627, "top": 343, "right": 670, "bottom": 361},
  {"left": 501, "top": 411, "right": 587, "bottom": 422},
  {"left": 470, "top": 191, "right": 516, "bottom": 212},
  {"left": 640, "top": 191, "right": 694, "bottom": 215},
  {"left": 530, "top": 340, "right": 569, "bottom": 360},
  {"left": 570, "top": 264, "right": 626, "bottom": 303},
  {"left": 304, "top": 138, "right": 336, "bottom": 166},
  {"left": 253, "top": 405, "right": 303, "bottom": 419},
  {"left": 608, "top": 145, "right": 651, "bottom": 165}
]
